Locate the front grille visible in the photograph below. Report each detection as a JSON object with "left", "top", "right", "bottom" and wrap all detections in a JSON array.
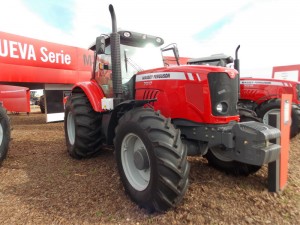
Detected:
[
  {"left": 297, "top": 84, "right": 300, "bottom": 101},
  {"left": 208, "top": 72, "right": 238, "bottom": 116}
]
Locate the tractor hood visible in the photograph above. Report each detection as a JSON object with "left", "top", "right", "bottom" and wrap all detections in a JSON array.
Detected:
[{"left": 137, "top": 65, "right": 238, "bottom": 79}]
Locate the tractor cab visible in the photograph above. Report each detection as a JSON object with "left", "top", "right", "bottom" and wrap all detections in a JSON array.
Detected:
[{"left": 89, "top": 31, "right": 164, "bottom": 97}]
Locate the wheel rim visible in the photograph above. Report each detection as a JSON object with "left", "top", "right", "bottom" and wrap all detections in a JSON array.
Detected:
[
  {"left": 67, "top": 112, "right": 75, "bottom": 145},
  {"left": 210, "top": 146, "right": 233, "bottom": 162},
  {"left": 121, "top": 133, "right": 150, "bottom": 191},
  {"left": 262, "top": 108, "right": 280, "bottom": 125},
  {"left": 0, "top": 123, "right": 3, "bottom": 147}
]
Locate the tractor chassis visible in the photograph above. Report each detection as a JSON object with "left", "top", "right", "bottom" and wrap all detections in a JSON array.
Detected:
[{"left": 174, "top": 119, "right": 281, "bottom": 166}]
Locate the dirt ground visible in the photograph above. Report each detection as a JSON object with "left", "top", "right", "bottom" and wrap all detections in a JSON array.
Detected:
[{"left": 0, "top": 109, "right": 299, "bottom": 225}]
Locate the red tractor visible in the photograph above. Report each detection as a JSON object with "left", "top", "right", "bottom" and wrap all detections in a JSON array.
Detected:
[
  {"left": 64, "top": 5, "right": 280, "bottom": 212},
  {"left": 239, "top": 78, "right": 300, "bottom": 138},
  {"left": 188, "top": 46, "right": 300, "bottom": 138},
  {"left": 0, "top": 103, "right": 10, "bottom": 166}
]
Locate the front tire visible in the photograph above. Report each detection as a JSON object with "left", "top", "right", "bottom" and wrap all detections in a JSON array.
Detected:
[
  {"left": 0, "top": 105, "right": 10, "bottom": 166},
  {"left": 114, "top": 108, "right": 190, "bottom": 212},
  {"left": 205, "top": 146, "right": 261, "bottom": 176},
  {"left": 205, "top": 108, "right": 261, "bottom": 176},
  {"left": 238, "top": 106, "right": 262, "bottom": 122},
  {"left": 256, "top": 99, "right": 300, "bottom": 138},
  {"left": 64, "top": 93, "right": 105, "bottom": 159},
  {"left": 292, "top": 105, "right": 300, "bottom": 137}
]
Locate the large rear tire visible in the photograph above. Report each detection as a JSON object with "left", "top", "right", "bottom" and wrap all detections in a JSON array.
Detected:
[
  {"left": 0, "top": 105, "right": 10, "bottom": 166},
  {"left": 64, "top": 93, "right": 105, "bottom": 159},
  {"left": 114, "top": 108, "right": 190, "bottom": 212},
  {"left": 256, "top": 99, "right": 300, "bottom": 138},
  {"left": 204, "top": 108, "right": 261, "bottom": 176}
]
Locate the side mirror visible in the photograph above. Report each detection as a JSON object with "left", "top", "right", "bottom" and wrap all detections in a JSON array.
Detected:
[
  {"left": 161, "top": 43, "right": 180, "bottom": 66},
  {"left": 96, "top": 36, "right": 106, "bottom": 55},
  {"left": 173, "top": 45, "right": 180, "bottom": 61}
]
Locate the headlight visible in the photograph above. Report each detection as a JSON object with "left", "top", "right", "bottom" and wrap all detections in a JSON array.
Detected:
[
  {"left": 123, "top": 31, "right": 131, "bottom": 37},
  {"left": 216, "top": 102, "right": 228, "bottom": 113},
  {"left": 156, "top": 37, "right": 162, "bottom": 43}
]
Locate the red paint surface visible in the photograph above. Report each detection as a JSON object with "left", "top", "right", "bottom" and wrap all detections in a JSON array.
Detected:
[
  {"left": 0, "top": 31, "right": 93, "bottom": 84},
  {"left": 240, "top": 77, "right": 300, "bottom": 105},
  {"left": 0, "top": 85, "right": 30, "bottom": 112}
]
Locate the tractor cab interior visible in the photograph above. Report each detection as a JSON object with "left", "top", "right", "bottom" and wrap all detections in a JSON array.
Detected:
[{"left": 91, "top": 30, "right": 165, "bottom": 98}]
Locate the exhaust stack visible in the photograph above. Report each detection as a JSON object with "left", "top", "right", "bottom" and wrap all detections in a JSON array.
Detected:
[
  {"left": 234, "top": 45, "right": 240, "bottom": 97},
  {"left": 109, "top": 5, "right": 123, "bottom": 102},
  {"left": 234, "top": 45, "right": 240, "bottom": 74}
]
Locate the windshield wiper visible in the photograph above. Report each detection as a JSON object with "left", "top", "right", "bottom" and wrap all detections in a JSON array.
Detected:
[{"left": 124, "top": 50, "right": 143, "bottom": 72}]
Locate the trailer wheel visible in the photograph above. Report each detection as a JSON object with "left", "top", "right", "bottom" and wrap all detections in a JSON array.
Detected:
[
  {"left": 39, "top": 95, "right": 45, "bottom": 114},
  {"left": 256, "top": 99, "right": 300, "bottom": 138},
  {"left": 114, "top": 108, "right": 190, "bottom": 212},
  {"left": 204, "top": 108, "right": 261, "bottom": 176},
  {"left": 0, "top": 105, "right": 10, "bottom": 166},
  {"left": 64, "top": 93, "right": 105, "bottom": 159}
]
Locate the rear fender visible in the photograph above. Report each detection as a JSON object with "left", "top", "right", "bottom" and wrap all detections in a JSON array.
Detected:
[
  {"left": 104, "top": 100, "right": 156, "bottom": 145},
  {"left": 72, "top": 80, "right": 105, "bottom": 112}
]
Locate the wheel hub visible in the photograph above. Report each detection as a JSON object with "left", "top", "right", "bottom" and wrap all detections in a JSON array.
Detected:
[
  {"left": 0, "top": 123, "right": 3, "bottom": 146},
  {"left": 263, "top": 108, "right": 280, "bottom": 125},
  {"left": 121, "top": 133, "right": 151, "bottom": 191},
  {"left": 67, "top": 112, "right": 75, "bottom": 145},
  {"left": 134, "top": 148, "right": 150, "bottom": 170}
]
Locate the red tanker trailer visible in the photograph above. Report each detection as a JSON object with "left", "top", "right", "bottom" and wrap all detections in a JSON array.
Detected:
[{"left": 0, "top": 31, "right": 93, "bottom": 121}]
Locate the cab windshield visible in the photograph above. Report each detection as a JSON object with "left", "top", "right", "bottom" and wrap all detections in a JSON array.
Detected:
[
  {"left": 98, "top": 44, "right": 163, "bottom": 84},
  {"left": 120, "top": 44, "right": 163, "bottom": 83}
]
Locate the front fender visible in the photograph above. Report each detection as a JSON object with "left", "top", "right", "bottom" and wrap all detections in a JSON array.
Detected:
[{"left": 72, "top": 80, "right": 105, "bottom": 112}]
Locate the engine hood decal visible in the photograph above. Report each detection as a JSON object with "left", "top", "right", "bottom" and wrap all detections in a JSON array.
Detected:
[
  {"left": 136, "top": 72, "right": 186, "bottom": 82},
  {"left": 241, "top": 80, "right": 285, "bottom": 86}
]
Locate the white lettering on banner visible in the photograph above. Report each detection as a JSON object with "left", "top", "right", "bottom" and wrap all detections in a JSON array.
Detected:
[
  {"left": 27, "top": 45, "right": 36, "bottom": 60},
  {"left": 0, "top": 39, "right": 8, "bottom": 57},
  {"left": 9, "top": 41, "right": 18, "bottom": 58},
  {"left": 0, "top": 39, "right": 37, "bottom": 60},
  {"left": 40, "top": 47, "right": 71, "bottom": 64},
  {"left": 274, "top": 71, "right": 298, "bottom": 82},
  {"left": 241, "top": 80, "right": 285, "bottom": 86},
  {"left": 136, "top": 72, "right": 187, "bottom": 82},
  {"left": 0, "top": 39, "right": 71, "bottom": 64},
  {"left": 19, "top": 43, "right": 36, "bottom": 60}
]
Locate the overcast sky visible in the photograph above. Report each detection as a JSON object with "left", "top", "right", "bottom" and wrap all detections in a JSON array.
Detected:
[{"left": 1, "top": 0, "right": 299, "bottom": 77}]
